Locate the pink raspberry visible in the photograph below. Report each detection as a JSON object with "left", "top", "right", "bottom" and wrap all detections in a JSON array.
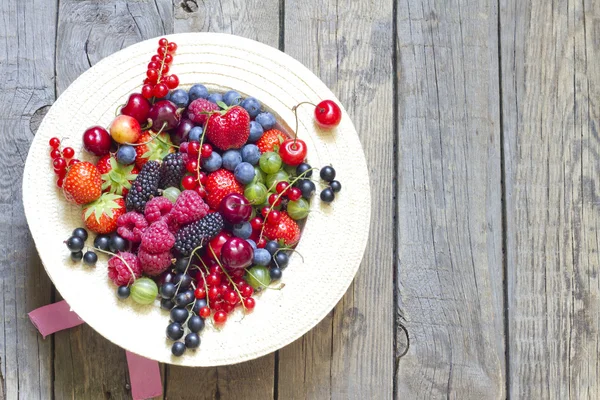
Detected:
[
  {"left": 170, "top": 190, "right": 209, "bottom": 225},
  {"left": 144, "top": 196, "right": 173, "bottom": 223},
  {"left": 116, "top": 212, "right": 148, "bottom": 243},
  {"left": 138, "top": 249, "right": 173, "bottom": 276},
  {"left": 187, "top": 98, "right": 219, "bottom": 125},
  {"left": 140, "top": 220, "right": 175, "bottom": 253},
  {"left": 107, "top": 252, "right": 142, "bottom": 286},
  {"left": 161, "top": 214, "right": 180, "bottom": 233}
]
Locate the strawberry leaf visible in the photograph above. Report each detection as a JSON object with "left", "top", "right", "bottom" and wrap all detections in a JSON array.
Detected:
[{"left": 217, "top": 101, "right": 228, "bottom": 110}]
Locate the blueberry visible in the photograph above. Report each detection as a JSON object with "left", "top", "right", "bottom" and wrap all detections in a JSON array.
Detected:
[
  {"left": 160, "top": 282, "right": 176, "bottom": 299},
  {"left": 161, "top": 298, "right": 175, "bottom": 310},
  {"left": 93, "top": 235, "right": 110, "bottom": 251},
  {"left": 223, "top": 90, "right": 242, "bottom": 106},
  {"left": 185, "top": 332, "right": 201, "bottom": 349},
  {"left": 232, "top": 222, "right": 252, "bottom": 239},
  {"left": 207, "top": 92, "right": 223, "bottom": 104},
  {"left": 117, "top": 286, "right": 130, "bottom": 299},
  {"left": 193, "top": 298, "right": 207, "bottom": 313},
  {"left": 240, "top": 97, "right": 261, "bottom": 119},
  {"left": 116, "top": 145, "right": 136, "bottom": 165},
  {"left": 270, "top": 267, "right": 283, "bottom": 281},
  {"left": 170, "top": 307, "right": 189, "bottom": 323},
  {"left": 253, "top": 248, "right": 271, "bottom": 266},
  {"left": 175, "top": 292, "right": 193, "bottom": 307},
  {"left": 222, "top": 150, "right": 242, "bottom": 171},
  {"left": 66, "top": 236, "right": 84, "bottom": 252},
  {"left": 83, "top": 251, "right": 97, "bottom": 266},
  {"left": 175, "top": 257, "right": 189, "bottom": 273},
  {"left": 255, "top": 112, "right": 276, "bottom": 130},
  {"left": 296, "top": 179, "right": 316, "bottom": 199},
  {"left": 172, "top": 341, "right": 186, "bottom": 356},
  {"left": 187, "top": 315, "right": 205, "bottom": 333},
  {"left": 273, "top": 251, "right": 289, "bottom": 268},
  {"left": 265, "top": 240, "right": 279, "bottom": 255},
  {"left": 173, "top": 273, "right": 192, "bottom": 290},
  {"left": 109, "top": 234, "right": 128, "bottom": 253},
  {"left": 170, "top": 89, "right": 190, "bottom": 108},
  {"left": 188, "top": 84, "right": 209, "bottom": 101},
  {"left": 320, "top": 166, "right": 336, "bottom": 182},
  {"left": 330, "top": 180, "right": 342, "bottom": 193},
  {"left": 234, "top": 162, "right": 255, "bottom": 185},
  {"left": 241, "top": 144, "right": 261, "bottom": 165},
  {"left": 188, "top": 126, "right": 203, "bottom": 142},
  {"left": 201, "top": 152, "right": 222, "bottom": 172},
  {"left": 320, "top": 188, "right": 335, "bottom": 203},
  {"left": 70, "top": 251, "right": 83, "bottom": 261},
  {"left": 246, "top": 239, "right": 257, "bottom": 250},
  {"left": 296, "top": 163, "right": 313, "bottom": 178},
  {"left": 72, "top": 227, "right": 88, "bottom": 241},
  {"left": 248, "top": 121, "right": 264, "bottom": 143},
  {"left": 166, "top": 322, "right": 184, "bottom": 340}
]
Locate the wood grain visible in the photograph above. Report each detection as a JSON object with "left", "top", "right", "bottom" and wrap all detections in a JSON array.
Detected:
[
  {"left": 0, "top": 0, "right": 57, "bottom": 398},
  {"left": 280, "top": 0, "right": 395, "bottom": 398},
  {"left": 501, "top": 0, "right": 600, "bottom": 397},
  {"left": 53, "top": 1, "right": 172, "bottom": 398},
  {"left": 396, "top": 0, "right": 505, "bottom": 398}
]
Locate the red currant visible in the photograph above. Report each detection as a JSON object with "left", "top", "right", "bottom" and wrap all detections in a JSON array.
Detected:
[
  {"left": 157, "top": 46, "right": 167, "bottom": 56},
  {"left": 153, "top": 83, "right": 168, "bottom": 98},
  {"left": 275, "top": 181, "right": 289, "bottom": 194},
  {"left": 250, "top": 217, "right": 263, "bottom": 231},
  {"left": 207, "top": 273, "right": 221, "bottom": 287},
  {"left": 314, "top": 100, "right": 342, "bottom": 128},
  {"left": 257, "top": 238, "right": 267, "bottom": 248},
  {"left": 147, "top": 61, "right": 159, "bottom": 70},
  {"left": 213, "top": 311, "right": 227, "bottom": 324},
  {"left": 188, "top": 141, "right": 200, "bottom": 157},
  {"left": 213, "top": 301, "right": 224, "bottom": 311},
  {"left": 62, "top": 147, "right": 74, "bottom": 159},
  {"left": 49, "top": 137, "right": 60, "bottom": 148},
  {"left": 68, "top": 159, "right": 80, "bottom": 166},
  {"left": 50, "top": 149, "right": 61, "bottom": 159},
  {"left": 167, "top": 42, "right": 177, "bottom": 53},
  {"left": 194, "top": 287, "right": 206, "bottom": 299},
  {"left": 186, "top": 160, "right": 198, "bottom": 173},
  {"left": 56, "top": 177, "right": 64, "bottom": 188},
  {"left": 166, "top": 74, "right": 179, "bottom": 89},
  {"left": 267, "top": 210, "right": 281, "bottom": 225},
  {"left": 199, "top": 306, "right": 211, "bottom": 318},
  {"left": 161, "top": 64, "right": 170, "bottom": 74},
  {"left": 179, "top": 142, "right": 189, "bottom": 153},
  {"left": 164, "top": 54, "right": 173, "bottom": 64},
  {"left": 198, "top": 171, "right": 207, "bottom": 185},
  {"left": 225, "top": 290, "right": 238, "bottom": 305},
  {"left": 158, "top": 38, "right": 168, "bottom": 46},
  {"left": 181, "top": 175, "right": 197, "bottom": 190},
  {"left": 151, "top": 55, "right": 161, "bottom": 63},
  {"left": 201, "top": 143, "right": 212, "bottom": 158},
  {"left": 141, "top": 84, "right": 154, "bottom": 99},
  {"left": 261, "top": 207, "right": 270, "bottom": 218},
  {"left": 268, "top": 194, "right": 281, "bottom": 206},
  {"left": 218, "top": 283, "right": 229, "bottom": 295},
  {"left": 230, "top": 269, "right": 245, "bottom": 279},
  {"left": 53, "top": 157, "right": 66, "bottom": 171},
  {"left": 288, "top": 187, "right": 302, "bottom": 201},
  {"left": 208, "top": 286, "right": 219, "bottom": 300},
  {"left": 146, "top": 68, "right": 159, "bottom": 83},
  {"left": 244, "top": 297, "right": 256, "bottom": 310},
  {"left": 209, "top": 265, "right": 221, "bottom": 275},
  {"left": 195, "top": 185, "right": 207, "bottom": 198},
  {"left": 241, "top": 285, "right": 253, "bottom": 298}
]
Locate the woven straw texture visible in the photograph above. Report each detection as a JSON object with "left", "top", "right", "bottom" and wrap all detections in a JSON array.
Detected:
[{"left": 22, "top": 33, "right": 370, "bottom": 366}]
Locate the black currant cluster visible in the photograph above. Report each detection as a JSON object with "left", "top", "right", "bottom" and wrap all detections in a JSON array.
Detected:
[
  {"left": 64, "top": 227, "right": 98, "bottom": 266},
  {"left": 319, "top": 166, "right": 341, "bottom": 203},
  {"left": 93, "top": 232, "right": 129, "bottom": 253},
  {"left": 263, "top": 240, "right": 289, "bottom": 281}
]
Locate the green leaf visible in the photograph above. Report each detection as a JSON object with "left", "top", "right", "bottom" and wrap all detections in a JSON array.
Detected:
[{"left": 217, "top": 101, "right": 228, "bottom": 110}]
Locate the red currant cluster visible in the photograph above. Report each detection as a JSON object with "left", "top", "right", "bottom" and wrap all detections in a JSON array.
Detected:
[
  {"left": 48, "top": 137, "right": 79, "bottom": 188},
  {"left": 141, "top": 38, "right": 179, "bottom": 99}
]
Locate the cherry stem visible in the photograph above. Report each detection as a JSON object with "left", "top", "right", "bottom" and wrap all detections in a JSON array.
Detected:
[
  {"left": 291, "top": 101, "right": 317, "bottom": 146},
  {"left": 91, "top": 246, "right": 137, "bottom": 286},
  {"left": 115, "top": 103, "right": 126, "bottom": 117},
  {"left": 208, "top": 246, "right": 247, "bottom": 311}
]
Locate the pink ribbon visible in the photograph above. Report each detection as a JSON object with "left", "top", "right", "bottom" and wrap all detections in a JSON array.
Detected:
[{"left": 28, "top": 300, "right": 163, "bottom": 400}]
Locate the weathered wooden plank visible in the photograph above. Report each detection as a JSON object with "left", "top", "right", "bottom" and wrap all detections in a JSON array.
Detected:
[
  {"left": 501, "top": 0, "right": 600, "bottom": 397},
  {"left": 396, "top": 0, "right": 505, "bottom": 398},
  {"left": 53, "top": 1, "right": 172, "bottom": 398},
  {"left": 279, "top": 1, "right": 395, "bottom": 398},
  {"left": 0, "top": 0, "right": 57, "bottom": 399},
  {"left": 164, "top": 1, "right": 279, "bottom": 398}
]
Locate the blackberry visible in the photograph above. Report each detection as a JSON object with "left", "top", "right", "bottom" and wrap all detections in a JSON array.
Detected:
[
  {"left": 126, "top": 161, "right": 162, "bottom": 212},
  {"left": 160, "top": 153, "right": 186, "bottom": 189},
  {"left": 174, "top": 212, "right": 224, "bottom": 256}
]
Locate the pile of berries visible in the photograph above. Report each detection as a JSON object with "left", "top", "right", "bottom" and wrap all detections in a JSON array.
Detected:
[{"left": 52, "top": 38, "right": 344, "bottom": 358}]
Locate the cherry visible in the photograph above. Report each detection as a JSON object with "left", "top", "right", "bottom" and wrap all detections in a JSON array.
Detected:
[
  {"left": 213, "top": 311, "right": 227, "bottom": 324},
  {"left": 201, "top": 143, "right": 212, "bottom": 158},
  {"left": 199, "top": 306, "right": 211, "bottom": 318},
  {"left": 275, "top": 181, "right": 289, "bottom": 194},
  {"left": 82, "top": 126, "right": 112, "bottom": 156},
  {"left": 219, "top": 193, "right": 252, "bottom": 224},
  {"left": 166, "top": 74, "right": 179, "bottom": 89},
  {"left": 186, "top": 160, "right": 198, "bottom": 173},
  {"left": 314, "top": 100, "right": 342, "bottom": 128},
  {"left": 141, "top": 84, "right": 154, "bottom": 99},
  {"left": 194, "top": 287, "right": 206, "bottom": 299},
  {"left": 153, "top": 83, "right": 168, "bottom": 98},
  {"left": 207, "top": 232, "right": 232, "bottom": 261},
  {"left": 173, "top": 118, "right": 194, "bottom": 145},
  {"left": 181, "top": 175, "right": 197, "bottom": 190},
  {"left": 62, "top": 147, "right": 74, "bottom": 159},
  {"left": 188, "top": 141, "right": 200, "bottom": 157},
  {"left": 121, "top": 93, "right": 151, "bottom": 124},
  {"left": 53, "top": 157, "right": 66, "bottom": 171},
  {"left": 221, "top": 237, "right": 254, "bottom": 269},
  {"left": 288, "top": 187, "right": 302, "bottom": 201},
  {"left": 279, "top": 139, "right": 307, "bottom": 166},
  {"left": 243, "top": 297, "right": 256, "bottom": 310},
  {"left": 267, "top": 210, "right": 281, "bottom": 225},
  {"left": 148, "top": 100, "right": 180, "bottom": 131},
  {"left": 50, "top": 149, "right": 61, "bottom": 159},
  {"left": 49, "top": 137, "right": 60, "bottom": 148}
]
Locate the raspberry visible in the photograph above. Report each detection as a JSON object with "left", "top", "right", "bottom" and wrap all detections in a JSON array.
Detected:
[
  {"left": 138, "top": 249, "right": 173, "bottom": 276},
  {"left": 107, "top": 252, "right": 142, "bottom": 286},
  {"left": 140, "top": 220, "right": 175, "bottom": 253},
  {"left": 174, "top": 212, "right": 224, "bottom": 256},
  {"left": 170, "top": 190, "right": 209, "bottom": 226},
  {"left": 187, "top": 99, "right": 219, "bottom": 125},
  {"left": 144, "top": 196, "right": 173, "bottom": 223},
  {"left": 117, "top": 212, "right": 148, "bottom": 243}
]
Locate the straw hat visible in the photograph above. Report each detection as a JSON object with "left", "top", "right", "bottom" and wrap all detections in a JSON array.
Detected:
[{"left": 23, "top": 33, "right": 370, "bottom": 366}]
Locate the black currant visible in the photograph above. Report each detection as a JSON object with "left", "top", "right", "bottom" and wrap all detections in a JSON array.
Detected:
[
  {"left": 296, "top": 179, "right": 316, "bottom": 199},
  {"left": 109, "top": 234, "right": 128, "bottom": 252},
  {"left": 83, "top": 251, "right": 97, "bottom": 266},
  {"left": 296, "top": 163, "right": 312, "bottom": 177},
  {"left": 66, "top": 236, "right": 84, "bottom": 252},
  {"left": 273, "top": 251, "right": 289, "bottom": 268},
  {"left": 320, "top": 166, "right": 336, "bottom": 182},
  {"left": 117, "top": 286, "right": 130, "bottom": 299},
  {"left": 166, "top": 322, "right": 184, "bottom": 340},
  {"left": 187, "top": 315, "right": 205, "bottom": 333},
  {"left": 160, "top": 282, "right": 176, "bottom": 299},
  {"left": 72, "top": 227, "right": 88, "bottom": 241},
  {"left": 70, "top": 251, "right": 83, "bottom": 261},
  {"left": 320, "top": 188, "right": 335, "bottom": 203},
  {"left": 161, "top": 298, "right": 175, "bottom": 310},
  {"left": 265, "top": 240, "right": 279, "bottom": 256},
  {"left": 270, "top": 267, "right": 283, "bottom": 281},
  {"left": 171, "top": 341, "right": 186, "bottom": 356},
  {"left": 184, "top": 332, "right": 200, "bottom": 349},
  {"left": 93, "top": 235, "right": 110, "bottom": 251},
  {"left": 175, "top": 257, "right": 189, "bottom": 273},
  {"left": 170, "top": 306, "right": 189, "bottom": 323},
  {"left": 329, "top": 180, "right": 342, "bottom": 193}
]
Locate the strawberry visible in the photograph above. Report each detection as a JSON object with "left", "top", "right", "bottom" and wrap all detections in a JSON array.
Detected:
[
  {"left": 63, "top": 161, "right": 102, "bottom": 205},
  {"left": 96, "top": 155, "right": 112, "bottom": 174},
  {"left": 263, "top": 211, "right": 301, "bottom": 246},
  {"left": 82, "top": 193, "right": 125, "bottom": 234},
  {"left": 205, "top": 105, "right": 250, "bottom": 151},
  {"left": 134, "top": 131, "right": 175, "bottom": 169},
  {"left": 100, "top": 157, "right": 138, "bottom": 197},
  {"left": 256, "top": 129, "right": 286, "bottom": 153},
  {"left": 205, "top": 169, "right": 243, "bottom": 210}
]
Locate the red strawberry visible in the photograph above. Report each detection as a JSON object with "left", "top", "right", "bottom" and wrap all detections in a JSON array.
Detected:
[
  {"left": 205, "top": 169, "right": 243, "bottom": 210},
  {"left": 96, "top": 155, "right": 112, "bottom": 174},
  {"left": 134, "top": 131, "right": 175, "bottom": 169},
  {"left": 82, "top": 193, "right": 126, "bottom": 234},
  {"left": 63, "top": 161, "right": 102, "bottom": 205},
  {"left": 205, "top": 106, "right": 250, "bottom": 151},
  {"left": 256, "top": 129, "right": 286, "bottom": 153},
  {"left": 187, "top": 98, "right": 219, "bottom": 125},
  {"left": 100, "top": 157, "right": 138, "bottom": 197},
  {"left": 263, "top": 211, "right": 301, "bottom": 246}
]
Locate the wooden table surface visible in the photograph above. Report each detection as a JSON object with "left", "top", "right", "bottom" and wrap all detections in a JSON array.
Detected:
[{"left": 1, "top": 0, "right": 596, "bottom": 398}]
